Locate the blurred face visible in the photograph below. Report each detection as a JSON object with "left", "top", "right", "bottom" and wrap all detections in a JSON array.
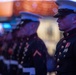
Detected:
[
  {"left": 20, "top": 22, "right": 39, "bottom": 36},
  {"left": 57, "top": 14, "right": 74, "bottom": 32}
]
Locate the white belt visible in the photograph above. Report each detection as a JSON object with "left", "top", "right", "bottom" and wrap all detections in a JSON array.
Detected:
[
  {"left": 23, "top": 67, "right": 35, "bottom": 75},
  {"left": 3, "top": 60, "right": 10, "bottom": 65},
  {"left": 18, "top": 64, "right": 23, "bottom": 69},
  {"left": 0, "top": 56, "right": 4, "bottom": 60},
  {"left": 3, "top": 60, "right": 18, "bottom": 65},
  {"left": 10, "top": 60, "right": 18, "bottom": 65}
]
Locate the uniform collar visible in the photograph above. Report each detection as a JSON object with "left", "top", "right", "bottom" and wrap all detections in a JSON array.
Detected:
[{"left": 63, "top": 28, "right": 76, "bottom": 38}]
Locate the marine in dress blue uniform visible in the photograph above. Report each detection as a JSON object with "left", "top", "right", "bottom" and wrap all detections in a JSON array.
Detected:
[
  {"left": 16, "top": 12, "right": 47, "bottom": 75},
  {"left": 53, "top": 3, "right": 76, "bottom": 75},
  {"left": 2, "top": 27, "right": 21, "bottom": 75}
]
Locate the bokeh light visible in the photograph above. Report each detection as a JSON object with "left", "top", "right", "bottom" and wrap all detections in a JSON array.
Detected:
[
  {"left": 14, "top": 1, "right": 58, "bottom": 16},
  {"left": 0, "top": 1, "right": 14, "bottom": 17}
]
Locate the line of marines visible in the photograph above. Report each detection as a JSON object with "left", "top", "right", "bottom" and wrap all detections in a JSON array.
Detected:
[{"left": 0, "top": 12, "right": 47, "bottom": 75}]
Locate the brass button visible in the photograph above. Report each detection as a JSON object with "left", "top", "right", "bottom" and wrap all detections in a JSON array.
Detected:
[
  {"left": 24, "top": 54, "right": 26, "bottom": 56},
  {"left": 59, "top": 52, "right": 61, "bottom": 55},
  {"left": 27, "top": 38, "right": 29, "bottom": 40},
  {"left": 34, "top": 36, "right": 36, "bottom": 38},
  {"left": 21, "top": 61, "right": 23, "bottom": 64},
  {"left": 55, "top": 71, "right": 57, "bottom": 74},
  {"left": 61, "top": 46, "right": 64, "bottom": 48},
  {"left": 63, "top": 40, "right": 66, "bottom": 43},
  {"left": 25, "top": 49, "right": 28, "bottom": 52},
  {"left": 57, "top": 58, "right": 60, "bottom": 62},
  {"left": 19, "top": 46, "right": 21, "bottom": 49},
  {"left": 63, "top": 55, "right": 66, "bottom": 57},
  {"left": 57, "top": 65, "right": 59, "bottom": 68},
  {"left": 22, "top": 56, "right": 24, "bottom": 59},
  {"left": 16, "top": 54, "right": 19, "bottom": 56},
  {"left": 23, "top": 52, "right": 25, "bottom": 54},
  {"left": 54, "top": 54, "right": 56, "bottom": 56},
  {"left": 67, "top": 33, "right": 69, "bottom": 36}
]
